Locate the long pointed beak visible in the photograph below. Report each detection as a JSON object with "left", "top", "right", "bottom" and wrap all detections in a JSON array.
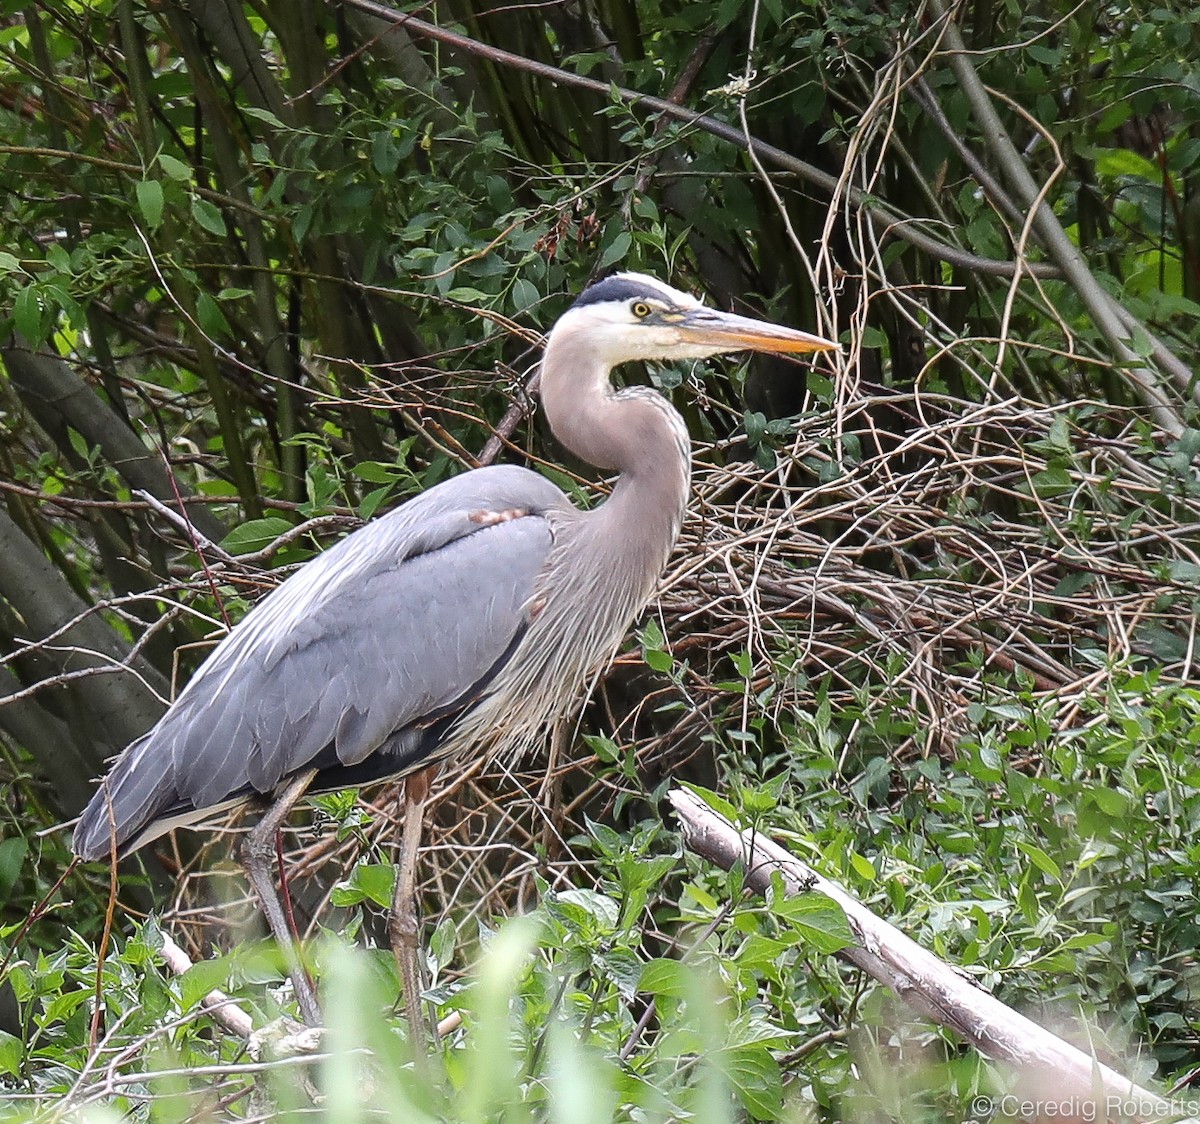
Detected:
[{"left": 675, "top": 307, "right": 840, "bottom": 355}]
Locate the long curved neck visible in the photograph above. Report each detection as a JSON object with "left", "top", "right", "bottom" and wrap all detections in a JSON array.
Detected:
[{"left": 540, "top": 328, "right": 691, "bottom": 575}]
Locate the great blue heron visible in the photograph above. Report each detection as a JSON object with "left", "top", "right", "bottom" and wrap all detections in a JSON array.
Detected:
[{"left": 73, "top": 272, "right": 838, "bottom": 1031}]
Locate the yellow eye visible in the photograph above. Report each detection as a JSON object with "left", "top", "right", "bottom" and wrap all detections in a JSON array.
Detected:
[{"left": 632, "top": 301, "right": 652, "bottom": 319}]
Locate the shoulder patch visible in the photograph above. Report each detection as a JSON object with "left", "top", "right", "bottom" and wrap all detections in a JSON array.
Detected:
[{"left": 468, "top": 507, "right": 529, "bottom": 526}]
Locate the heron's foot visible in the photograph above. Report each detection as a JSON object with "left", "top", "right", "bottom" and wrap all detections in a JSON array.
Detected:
[
  {"left": 248, "top": 1016, "right": 325, "bottom": 1061},
  {"left": 247, "top": 1017, "right": 325, "bottom": 1109}
]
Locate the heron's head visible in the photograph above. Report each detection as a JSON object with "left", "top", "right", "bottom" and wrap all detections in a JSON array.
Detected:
[{"left": 549, "top": 272, "right": 839, "bottom": 366}]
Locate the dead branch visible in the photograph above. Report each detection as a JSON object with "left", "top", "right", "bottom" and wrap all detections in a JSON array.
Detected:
[
  {"left": 158, "top": 932, "right": 254, "bottom": 1039},
  {"left": 670, "top": 787, "right": 1171, "bottom": 1124}
]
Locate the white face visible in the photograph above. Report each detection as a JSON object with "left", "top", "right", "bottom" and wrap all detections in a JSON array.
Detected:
[
  {"left": 546, "top": 272, "right": 839, "bottom": 368},
  {"left": 548, "top": 274, "right": 732, "bottom": 366}
]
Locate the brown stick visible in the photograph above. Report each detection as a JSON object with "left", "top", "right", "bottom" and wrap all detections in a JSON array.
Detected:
[
  {"left": 669, "top": 788, "right": 1171, "bottom": 1124},
  {"left": 477, "top": 370, "right": 540, "bottom": 468},
  {"left": 390, "top": 768, "right": 432, "bottom": 1058}
]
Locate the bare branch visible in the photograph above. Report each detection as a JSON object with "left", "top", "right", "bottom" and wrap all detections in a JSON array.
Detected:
[
  {"left": 670, "top": 787, "right": 1170, "bottom": 1123},
  {"left": 0, "top": 507, "right": 166, "bottom": 791},
  {"left": 158, "top": 932, "right": 255, "bottom": 1039},
  {"left": 339, "top": 0, "right": 1064, "bottom": 282},
  {"left": 134, "top": 490, "right": 359, "bottom": 568},
  {"left": 925, "top": 0, "right": 1190, "bottom": 434}
]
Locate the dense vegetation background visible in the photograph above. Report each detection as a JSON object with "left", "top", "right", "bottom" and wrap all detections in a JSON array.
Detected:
[{"left": 1, "top": 0, "right": 1199, "bottom": 1118}]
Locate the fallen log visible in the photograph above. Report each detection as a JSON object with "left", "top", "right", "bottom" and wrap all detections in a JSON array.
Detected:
[{"left": 669, "top": 787, "right": 1179, "bottom": 1124}]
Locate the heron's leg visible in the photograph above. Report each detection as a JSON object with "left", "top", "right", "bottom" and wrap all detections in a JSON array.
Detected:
[
  {"left": 242, "top": 768, "right": 321, "bottom": 1027},
  {"left": 389, "top": 768, "right": 431, "bottom": 1054}
]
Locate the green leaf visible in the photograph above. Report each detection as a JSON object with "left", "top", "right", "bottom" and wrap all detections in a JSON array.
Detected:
[
  {"left": 331, "top": 862, "right": 395, "bottom": 909},
  {"left": 807, "top": 371, "right": 833, "bottom": 402},
  {"left": 848, "top": 851, "right": 876, "bottom": 881},
  {"left": 638, "top": 957, "right": 691, "bottom": 998},
  {"left": 0, "top": 1029, "right": 21, "bottom": 1077},
  {"left": 241, "top": 106, "right": 285, "bottom": 127},
  {"left": 723, "top": 1045, "right": 783, "bottom": 1121},
  {"left": 739, "top": 782, "right": 777, "bottom": 816},
  {"left": 3, "top": 965, "right": 31, "bottom": 1003},
  {"left": 179, "top": 956, "right": 234, "bottom": 1010},
  {"left": 1030, "top": 466, "right": 1072, "bottom": 497},
  {"left": 429, "top": 917, "right": 456, "bottom": 971},
  {"left": 445, "top": 286, "right": 490, "bottom": 303},
  {"left": 1026, "top": 43, "right": 1060, "bottom": 65},
  {"left": 358, "top": 483, "right": 392, "bottom": 521},
  {"left": 759, "top": 0, "right": 783, "bottom": 27},
  {"left": 632, "top": 195, "right": 658, "bottom": 221},
  {"left": 219, "top": 516, "right": 294, "bottom": 555},
  {"left": 511, "top": 277, "right": 538, "bottom": 312},
  {"left": 157, "top": 153, "right": 192, "bottom": 181},
  {"left": 715, "top": 0, "right": 746, "bottom": 30},
  {"left": 0, "top": 251, "right": 21, "bottom": 275},
  {"left": 859, "top": 325, "right": 887, "bottom": 349},
  {"left": 640, "top": 618, "right": 673, "bottom": 671},
  {"left": 1095, "top": 148, "right": 1158, "bottom": 181},
  {"left": 555, "top": 888, "right": 619, "bottom": 929},
  {"left": 46, "top": 243, "right": 71, "bottom": 272},
  {"left": 644, "top": 648, "right": 673, "bottom": 672},
  {"left": 191, "top": 196, "right": 227, "bottom": 236},
  {"left": 584, "top": 733, "right": 620, "bottom": 763},
  {"left": 599, "top": 230, "right": 631, "bottom": 269},
  {"left": 640, "top": 618, "right": 665, "bottom": 650},
  {"left": 195, "top": 290, "right": 231, "bottom": 339},
  {"left": 0, "top": 836, "right": 28, "bottom": 903},
  {"left": 772, "top": 891, "right": 854, "bottom": 953},
  {"left": 14, "top": 284, "right": 41, "bottom": 342},
  {"left": 372, "top": 129, "right": 399, "bottom": 175},
  {"left": 1173, "top": 428, "right": 1200, "bottom": 462},
  {"left": 628, "top": 853, "right": 677, "bottom": 889},
  {"left": 597, "top": 947, "right": 641, "bottom": 1001},
  {"left": 136, "top": 178, "right": 164, "bottom": 228},
  {"left": 1129, "top": 324, "right": 1155, "bottom": 359},
  {"left": 293, "top": 201, "right": 316, "bottom": 245},
  {"left": 1088, "top": 786, "right": 1129, "bottom": 817},
  {"left": 41, "top": 989, "right": 91, "bottom": 1025},
  {"left": 1047, "top": 413, "right": 1071, "bottom": 451},
  {"left": 352, "top": 460, "right": 401, "bottom": 484},
  {"left": 1015, "top": 840, "right": 1062, "bottom": 882},
  {"left": 678, "top": 781, "right": 739, "bottom": 827}
]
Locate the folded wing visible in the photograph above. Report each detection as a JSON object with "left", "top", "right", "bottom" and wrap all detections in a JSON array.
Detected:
[{"left": 73, "top": 464, "right": 565, "bottom": 859}]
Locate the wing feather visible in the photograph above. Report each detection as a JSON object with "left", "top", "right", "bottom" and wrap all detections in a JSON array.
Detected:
[{"left": 73, "top": 465, "right": 566, "bottom": 860}]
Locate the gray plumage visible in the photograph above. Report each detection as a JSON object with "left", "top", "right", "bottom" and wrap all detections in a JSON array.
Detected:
[{"left": 73, "top": 273, "right": 837, "bottom": 862}]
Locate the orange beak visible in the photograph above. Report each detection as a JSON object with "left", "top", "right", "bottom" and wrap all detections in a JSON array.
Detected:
[{"left": 674, "top": 308, "right": 840, "bottom": 354}]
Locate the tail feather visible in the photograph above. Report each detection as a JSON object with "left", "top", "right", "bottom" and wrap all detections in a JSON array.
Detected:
[{"left": 72, "top": 733, "right": 181, "bottom": 861}]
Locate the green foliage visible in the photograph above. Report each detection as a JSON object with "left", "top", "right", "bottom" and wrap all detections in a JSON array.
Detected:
[
  {"left": 2, "top": 0, "right": 1200, "bottom": 1118},
  {"left": 9, "top": 664, "right": 1200, "bottom": 1119},
  {"left": 0, "top": 820, "right": 853, "bottom": 1121},
  {"left": 725, "top": 669, "right": 1200, "bottom": 1087}
]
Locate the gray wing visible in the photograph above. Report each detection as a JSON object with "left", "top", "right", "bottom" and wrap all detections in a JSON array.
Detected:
[{"left": 73, "top": 464, "right": 567, "bottom": 860}]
